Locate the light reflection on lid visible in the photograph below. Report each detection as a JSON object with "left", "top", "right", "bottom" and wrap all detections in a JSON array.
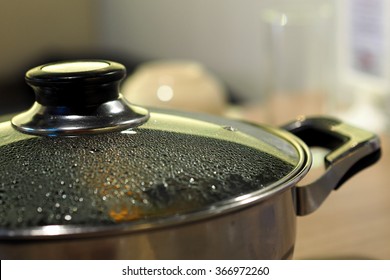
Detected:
[{"left": 42, "top": 61, "right": 110, "bottom": 73}]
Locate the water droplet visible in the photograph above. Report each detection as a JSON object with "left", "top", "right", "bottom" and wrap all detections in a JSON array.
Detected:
[
  {"left": 55, "top": 203, "right": 60, "bottom": 208},
  {"left": 37, "top": 207, "right": 43, "bottom": 213},
  {"left": 89, "top": 148, "right": 100, "bottom": 154},
  {"left": 64, "top": 215, "right": 72, "bottom": 221},
  {"left": 222, "top": 126, "right": 238, "bottom": 132}
]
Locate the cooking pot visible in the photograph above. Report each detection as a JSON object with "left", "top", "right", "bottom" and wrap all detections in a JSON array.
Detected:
[{"left": 0, "top": 60, "right": 381, "bottom": 259}]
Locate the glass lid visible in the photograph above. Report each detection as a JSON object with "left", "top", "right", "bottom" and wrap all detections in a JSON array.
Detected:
[
  {"left": 0, "top": 60, "right": 310, "bottom": 235},
  {"left": 0, "top": 112, "right": 308, "bottom": 230}
]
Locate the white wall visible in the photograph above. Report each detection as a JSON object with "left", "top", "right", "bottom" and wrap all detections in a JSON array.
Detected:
[
  {"left": 97, "top": 0, "right": 271, "bottom": 102},
  {"left": 0, "top": 0, "right": 338, "bottom": 105}
]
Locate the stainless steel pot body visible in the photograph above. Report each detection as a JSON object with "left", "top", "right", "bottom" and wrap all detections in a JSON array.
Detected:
[{"left": 0, "top": 188, "right": 296, "bottom": 259}]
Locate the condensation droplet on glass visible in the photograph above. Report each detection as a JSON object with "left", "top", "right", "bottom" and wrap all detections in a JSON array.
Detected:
[
  {"left": 64, "top": 215, "right": 72, "bottom": 221},
  {"left": 37, "top": 207, "right": 43, "bottom": 213},
  {"left": 55, "top": 203, "right": 60, "bottom": 208},
  {"left": 222, "top": 126, "right": 238, "bottom": 132}
]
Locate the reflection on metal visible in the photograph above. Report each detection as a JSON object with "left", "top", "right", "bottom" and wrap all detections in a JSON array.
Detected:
[
  {"left": 12, "top": 96, "right": 149, "bottom": 137},
  {"left": 284, "top": 117, "right": 381, "bottom": 215},
  {"left": 11, "top": 60, "right": 150, "bottom": 136}
]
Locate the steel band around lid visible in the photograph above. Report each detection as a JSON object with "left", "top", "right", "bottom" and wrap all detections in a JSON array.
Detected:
[{"left": 11, "top": 95, "right": 150, "bottom": 137}]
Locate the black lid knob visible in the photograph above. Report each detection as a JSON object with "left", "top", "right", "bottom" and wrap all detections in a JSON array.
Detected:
[
  {"left": 12, "top": 60, "right": 149, "bottom": 136},
  {"left": 26, "top": 60, "right": 126, "bottom": 107}
]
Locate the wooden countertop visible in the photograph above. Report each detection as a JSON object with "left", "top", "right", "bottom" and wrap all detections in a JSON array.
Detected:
[{"left": 231, "top": 100, "right": 390, "bottom": 260}]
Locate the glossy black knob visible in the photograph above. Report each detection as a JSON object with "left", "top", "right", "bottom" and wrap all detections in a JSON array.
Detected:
[
  {"left": 26, "top": 60, "right": 126, "bottom": 107},
  {"left": 12, "top": 60, "right": 149, "bottom": 136}
]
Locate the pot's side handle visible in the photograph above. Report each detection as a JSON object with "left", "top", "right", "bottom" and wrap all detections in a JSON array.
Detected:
[{"left": 283, "top": 117, "right": 381, "bottom": 216}]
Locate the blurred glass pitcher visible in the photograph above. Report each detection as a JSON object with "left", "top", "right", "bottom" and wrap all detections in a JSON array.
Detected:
[{"left": 260, "top": 0, "right": 335, "bottom": 125}]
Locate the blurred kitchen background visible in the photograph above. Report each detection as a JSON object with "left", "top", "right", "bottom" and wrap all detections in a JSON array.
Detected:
[
  {"left": 1, "top": 0, "right": 390, "bottom": 132},
  {"left": 1, "top": 0, "right": 390, "bottom": 260}
]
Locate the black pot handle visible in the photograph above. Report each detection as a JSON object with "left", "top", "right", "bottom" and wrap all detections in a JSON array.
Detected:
[{"left": 283, "top": 117, "right": 381, "bottom": 216}]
